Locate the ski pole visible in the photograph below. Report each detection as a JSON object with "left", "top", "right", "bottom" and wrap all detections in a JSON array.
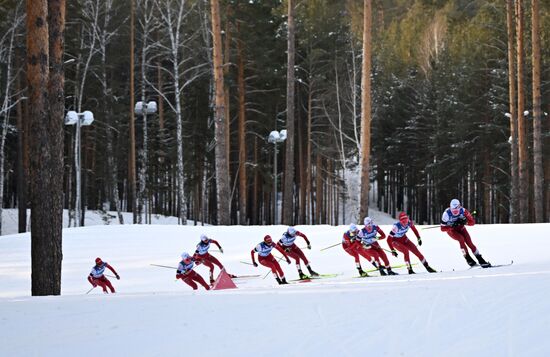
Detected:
[
  {"left": 240, "top": 261, "right": 254, "bottom": 266},
  {"left": 150, "top": 263, "right": 177, "bottom": 269},
  {"left": 421, "top": 225, "right": 440, "bottom": 230},
  {"left": 263, "top": 255, "right": 287, "bottom": 279},
  {"left": 85, "top": 286, "right": 95, "bottom": 295},
  {"left": 320, "top": 243, "right": 340, "bottom": 251}
]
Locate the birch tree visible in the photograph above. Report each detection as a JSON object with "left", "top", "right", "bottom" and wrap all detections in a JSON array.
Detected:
[{"left": 0, "top": 3, "right": 24, "bottom": 235}]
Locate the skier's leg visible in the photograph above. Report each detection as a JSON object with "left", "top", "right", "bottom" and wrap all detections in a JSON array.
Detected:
[
  {"left": 460, "top": 228, "right": 479, "bottom": 255},
  {"left": 206, "top": 253, "right": 224, "bottom": 270},
  {"left": 447, "top": 230, "right": 469, "bottom": 255},
  {"left": 104, "top": 279, "right": 116, "bottom": 293},
  {"left": 291, "top": 245, "right": 309, "bottom": 265},
  {"left": 191, "top": 271, "right": 210, "bottom": 290}
]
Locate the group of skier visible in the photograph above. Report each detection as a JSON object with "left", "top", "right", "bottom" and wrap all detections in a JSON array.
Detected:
[{"left": 87, "top": 198, "right": 491, "bottom": 292}]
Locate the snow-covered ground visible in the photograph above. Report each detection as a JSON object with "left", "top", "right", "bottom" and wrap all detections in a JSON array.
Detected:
[{"left": 1, "top": 217, "right": 549, "bottom": 356}]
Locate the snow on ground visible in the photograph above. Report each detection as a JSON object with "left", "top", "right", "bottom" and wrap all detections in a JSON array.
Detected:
[{"left": 1, "top": 219, "right": 550, "bottom": 356}]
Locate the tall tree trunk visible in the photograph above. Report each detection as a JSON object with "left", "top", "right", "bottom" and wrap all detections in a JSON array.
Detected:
[
  {"left": 211, "top": 0, "right": 231, "bottom": 224},
  {"left": 531, "top": 0, "right": 543, "bottom": 222},
  {"left": 129, "top": 0, "right": 137, "bottom": 223},
  {"left": 16, "top": 48, "right": 27, "bottom": 233},
  {"left": 358, "top": 0, "right": 372, "bottom": 221},
  {"left": 283, "top": 0, "right": 296, "bottom": 225},
  {"left": 506, "top": 0, "right": 519, "bottom": 223},
  {"left": 236, "top": 23, "right": 247, "bottom": 225},
  {"left": 224, "top": 5, "right": 232, "bottom": 167},
  {"left": 27, "top": 0, "right": 65, "bottom": 296},
  {"left": 306, "top": 87, "right": 312, "bottom": 224},
  {"left": 515, "top": 1, "right": 528, "bottom": 222}
]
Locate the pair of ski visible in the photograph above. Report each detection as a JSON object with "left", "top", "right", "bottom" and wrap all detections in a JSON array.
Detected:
[{"left": 289, "top": 273, "right": 340, "bottom": 283}]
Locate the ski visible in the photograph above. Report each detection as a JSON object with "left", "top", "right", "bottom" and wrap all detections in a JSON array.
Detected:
[
  {"left": 289, "top": 273, "right": 340, "bottom": 282},
  {"left": 232, "top": 274, "right": 261, "bottom": 279},
  {"left": 481, "top": 260, "right": 514, "bottom": 269}
]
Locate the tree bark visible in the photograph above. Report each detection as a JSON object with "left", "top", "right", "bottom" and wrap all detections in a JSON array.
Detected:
[
  {"left": 515, "top": 1, "right": 529, "bottom": 222},
  {"left": 506, "top": 0, "right": 519, "bottom": 223},
  {"left": 236, "top": 22, "right": 247, "bottom": 225},
  {"left": 531, "top": 0, "right": 543, "bottom": 222},
  {"left": 27, "top": 0, "right": 66, "bottom": 296},
  {"left": 283, "top": 0, "right": 296, "bottom": 225},
  {"left": 129, "top": 0, "right": 137, "bottom": 223},
  {"left": 358, "top": 0, "right": 372, "bottom": 221},
  {"left": 211, "top": 0, "right": 231, "bottom": 224}
]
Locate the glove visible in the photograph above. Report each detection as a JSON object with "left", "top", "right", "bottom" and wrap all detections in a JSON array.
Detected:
[
  {"left": 391, "top": 250, "right": 398, "bottom": 258},
  {"left": 417, "top": 238, "right": 422, "bottom": 246},
  {"left": 286, "top": 258, "right": 291, "bottom": 265},
  {"left": 219, "top": 247, "right": 224, "bottom": 253},
  {"left": 115, "top": 274, "right": 120, "bottom": 280},
  {"left": 307, "top": 244, "right": 311, "bottom": 250},
  {"left": 362, "top": 243, "right": 372, "bottom": 249},
  {"left": 253, "top": 262, "right": 258, "bottom": 267},
  {"left": 92, "top": 283, "right": 97, "bottom": 288},
  {"left": 285, "top": 247, "right": 291, "bottom": 253}
]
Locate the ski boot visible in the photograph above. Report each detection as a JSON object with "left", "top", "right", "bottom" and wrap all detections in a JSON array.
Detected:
[
  {"left": 358, "top": 268, "right": 369, "bottom": 277},
  {"left": 210, "top": 275, "right": 215, "bottom": 285},
  {"left": 386, "top": 267, "right": 398, "bottom": 275},
  {"left": 475, "top": 254, "right": 491, "bottom": 267},
  {"left": 275, "top": 277, "right": 282, "bottom": 284},
  {"left": 307, "top": 266, "right": 319, "bottom": 277},
  {"left": 280, "top": 277, "right": 289, "bottom": 285},
  {"left": 423, "top": 262, "right": 437, "bottom": 273},
  {"left": 298, "top": 270, "right": 309, "bottom": 280},
  {"left": 464, "top": 254, "right": 477, "bottom": 267},
  {"left": 408, "top": 266, "right": 416, "bottom": 274},
  {"left": 378, "top": 266, "right": 387, "bottom": 276}
]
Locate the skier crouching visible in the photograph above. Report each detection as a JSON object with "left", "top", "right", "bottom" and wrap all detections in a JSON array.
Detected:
[
  {"left": 88, "top": 257, "right": 120, "bottom": 293},
  {"left": 177, "top": 252, "right": 210, "bottom": 290},
  {"left": 251, "top": 235, "right": 291, "bottom": 285}
]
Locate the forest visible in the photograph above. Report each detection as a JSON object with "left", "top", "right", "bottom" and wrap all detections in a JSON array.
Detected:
[{"left": 0, "top": 0, "right": 548, "bottom": 233}]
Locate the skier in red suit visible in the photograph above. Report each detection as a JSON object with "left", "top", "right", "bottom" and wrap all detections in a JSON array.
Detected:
[
  {"left": 387, "top": 212, "right": 436, "bottom": 274},
  {"left": 177, "top": 252, "right": 210, "bottom": 290},
  {"left": 440, "top": 199, "right": 490, "bottom": 267},
  {"left": 277, "top": 227, "right": 319, "bottom": 279},
  {"left": 358, "top": 217, "right": 397, "bottom": 275},
  {"left": 193, "top": 233, "right": 233, "bottom": 284},
  {"left": 251, "top": 235, "right": 291, "bottom": 285},
  {"left": 88, "top": 257, "right": 120, "bottom": 293},
  {"left": 342, "top": 223, "right": 372, "bottom": 277}
]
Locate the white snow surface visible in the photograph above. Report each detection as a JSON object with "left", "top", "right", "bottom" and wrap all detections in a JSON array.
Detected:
[{"left": 1, "top": 221, "right": 550, "bottom": 356}]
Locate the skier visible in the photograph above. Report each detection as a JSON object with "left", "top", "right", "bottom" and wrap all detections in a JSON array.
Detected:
[
  {"left": 251, "top": 235, "right": 292, "bottom": 285},
  {"left": 176, "top": 252, "right": 210, "bottom": 290},
  {"left": 277, "top": 227, "right": 319, "bottom": 280},
  {"left": 193, "top": 233, "right": 234, "bottom": 284},
  {"left": 87, "top": 257, "right": 120, "bottom": 293},
  {"left": 440, "top": 199, "right": 490, "bottom": 267},
  {"left": 387, "top": 212, "right": 437, "bottom": 274},
  {"left": 358, "top": 217, "right": 397, "bottom": 275},
  {"left": 342, "top": 223, "right": 372, "bottom": 277}
]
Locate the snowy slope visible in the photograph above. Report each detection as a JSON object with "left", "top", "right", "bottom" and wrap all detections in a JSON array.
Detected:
[{"left": 1, "top": 222, "right": 549, "bottom": 356}]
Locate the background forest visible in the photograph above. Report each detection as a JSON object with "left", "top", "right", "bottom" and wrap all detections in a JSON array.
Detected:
[{"left": 0, "top": 0, "right": 548, "bottom": 233}]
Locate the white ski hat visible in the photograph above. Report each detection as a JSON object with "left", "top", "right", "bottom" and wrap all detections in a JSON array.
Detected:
[
  {"left": 181, "top": 252, "right": 191, "bottom": 260},
  {"left": 287, "top": 227, "right": 297, "bottom": 236},
  {"left": 450, "top": 199, "right": 461, "bottom": 209},
  {"left": 349, "top": 223, "right": 358, "bottom": 232},
  {"left": 364, "top": 217, "right": 373, "bottom": 225},
  {"left": 200, "top": 234, "right": 208, "bottom": 242}
]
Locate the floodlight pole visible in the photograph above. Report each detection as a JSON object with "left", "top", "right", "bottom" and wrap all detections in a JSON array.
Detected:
[
  {"left": 135, "top": 101, "right": 157, "bottom": 224},
  {"left": 65, "top": 111, "right": 94, "bottom": 227}
]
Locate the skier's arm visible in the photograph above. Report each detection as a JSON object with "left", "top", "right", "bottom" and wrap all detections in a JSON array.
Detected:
[
  {"left": 250, "top": 249, "right": 258, "bottom": 266},
  {"left": 211, "top": 239, "right": 223, "bottom": 250},
  {"left": 106, "top": 263, "right": 120, "bottom": 279},
  {"left": 297, "top": 231, "right": 310, "bottom": 246},
  {"left": 410, "top": 222, "right": 421, "bottom": 239},
  {"left": 464, "top": 209, "right": 475, "bottom": 226},
  {"left": 376, "top": 226, "right": 386, "bottom": 239},
  {"left": 87, "top": 275, "right": 96, "bottom": 286}
]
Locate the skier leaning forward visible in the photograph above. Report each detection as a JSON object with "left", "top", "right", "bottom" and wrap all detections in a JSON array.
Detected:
[
  {"left": 176, "top": 252, "right": 210, "bottom": 290},
  {"left": 277, "top": 227, "right": 319, "bottom": 280},
  {"left": 251, "top": 235, "right": 291, "bottom": 285},
  {"left": 358, "top": 217, "right": 397, "bottom": 275},
  {"left": 440, "top": 199, "right": 490, "bottom": 267},
  {"left": 387, "top": 212, "right": 437, "bottom": 274},
  {"left": 342, "top": 223, "right": 380, "bottom": 277},
  {"left": 88, "top": 257, "right": 120, "bottom": 293},
  {"left": 193, "top": 233, "right": 235, "bottom": 284}
]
